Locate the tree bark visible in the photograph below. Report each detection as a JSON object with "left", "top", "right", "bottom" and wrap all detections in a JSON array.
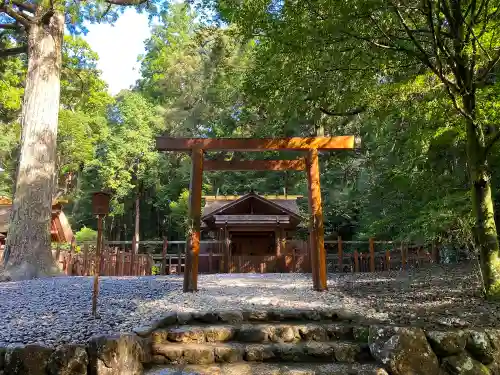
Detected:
[
  {"left": 1, "top": 11, "right": 65, "bottom": 280},
  {"left": 464, "top": 93, "right": 500, "bottom": 299}
]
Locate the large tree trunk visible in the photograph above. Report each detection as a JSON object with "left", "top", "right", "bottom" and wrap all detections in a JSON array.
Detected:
[
  {"left": 464, "top": 93, "right": 500, "bottom": 299},
  {"left": 1, "top": 11, "right": 65, "bottom": 281}
]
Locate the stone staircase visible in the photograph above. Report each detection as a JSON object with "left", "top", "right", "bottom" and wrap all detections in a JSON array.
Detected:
[{"left": 141, "top": 309, "right": 389, "bottom": 375}]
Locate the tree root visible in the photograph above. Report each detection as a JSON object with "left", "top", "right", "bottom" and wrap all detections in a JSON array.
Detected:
[{"left": 1, "top": 260, "right": 62, "bottom": 281}]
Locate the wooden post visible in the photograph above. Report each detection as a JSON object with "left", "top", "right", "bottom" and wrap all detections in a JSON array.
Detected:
[
  {"left": 55, "top": 242, "right": 61, "bottom": 269},
  {"left": 183, "top": 147, "right": 203, "bottom": 292},
  {"left": 432, "top": 241, "right": 440, "bottom": 264},
  {"left": 83, "top": 244, "right": 89, "bottom": 275},
  {"left": 401, "top": 242, "right": 406, "bottom": 270},
  {"left": 369, "top": 238, "right": 375, "bottom": 272},
  {"left": 119, "top": 250, "right": 125, "bottom": 276},
  {"left": 224, "top": 227, "right": 230, "bottom": 273},
  {"left": 162, "top": 238, "right": 168, "bottom": 275},
  {"left": 275, "top": 228, "right": 282, "bottom": 272},
  {"left": 100, "top": 246, "right": 105, "bottom": 275},
  {"left": 281, "top": 227, "right": 286, "bottom": 272},
  {"left": 306, "top": 158, "right": 318, "bottom": 288},
  {"left": 338, "top": 236, "right": 343, "bottom": 273},
  {"left": 130, "top": 237, "right": 136, "bottom": 276},
  {"left": 385, "top": 250, "right": 391, "bottom": 270},
  {"left": 306, "top": 148, "right": 327, "bottom": 291},
  {"left": 354, "top": 250, "right": 359, "bottom": 273},
  {"left": 209, "top": 247, "right": 213, "bottom": 273},
  {"left": 67, "top": 241, "right": 74, "bottom": 276},
  {"left": 177, "top": 244, "right": 182, "bottom": 275},
  {"left": 92, "top": 214, "right": 104, "bottom": 317}
]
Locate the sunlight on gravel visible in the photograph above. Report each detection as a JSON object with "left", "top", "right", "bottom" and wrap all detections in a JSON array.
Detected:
[{"left": 0, "top": 263, "right": 499, "bottom": 347}]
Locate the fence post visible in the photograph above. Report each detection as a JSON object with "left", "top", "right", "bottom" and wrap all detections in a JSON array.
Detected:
[
  {"left": 209, "top": 247, "right": 213, "bottom": 273},
  {"left": 385, "top": 249, "right": 391, "bottom": 270},
  {"left": 354, "top": 250, "right": 359, "bottom": 272},
  {"left": 55, "top": 242, "right": 61, "bottom": 269},
  {"left": 149, "top": 254, "right": 154, "bottom": 275},
  {"left": 162, "top": 238, "right": 168, "bottom": 275},
  {"left": 67, "top": 238, "right": 75, "bottom": 275},
  {"left": 401, "top": 242, "right": 406, "bottom": 270},
  {"left": 83, "top": 244, "right": 89, "bottom": 275},
  {"left": 432, "top": 241, "right": 440, "bottom": 264},
  {"left": 177, "top": 244, "right": 182, "bottom": 275},
  {"left": 369, "top": 238, "right": 375, "bottom": 272},
  {"left": 130, "top": 237, "right": 136, "bottom": 275},
  {"left": 338, "top": 236, "right": 343, "bottom": 273}
]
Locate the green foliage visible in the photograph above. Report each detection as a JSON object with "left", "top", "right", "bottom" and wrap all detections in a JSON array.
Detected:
[
  {"left": 151, "top": 264, "right": 161, "bottom": 275},
  {"left": 4, "top": 0, "right": 500, "bottom": 254},
  {"left": 168, "top": 189, "right": 190, "bottom": 237},
  {"left": 75, "top": 227, "right": 98, "bottom": 242}
]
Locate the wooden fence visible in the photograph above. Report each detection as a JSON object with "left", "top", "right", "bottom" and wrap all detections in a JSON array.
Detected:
[
  {"left": 58, "top": 244, "right": 153, "bottom": 276},
  {"left": 149, "top": 237, "right": 450, "bottom": 275},
  {"left": 0, "top": 245, "right": 153, "bottom": 276},
  {"left": 60, "top": 249, "right": 152, "bottom": 277},
  {"left": 0, "top": 237, "right": 462, "bottom": 276}
]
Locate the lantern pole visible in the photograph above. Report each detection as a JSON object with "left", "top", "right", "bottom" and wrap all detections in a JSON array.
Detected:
[
  {"left": 91, "top": 191, "right": 111, "bottom": 318},
  {"left": 92, "top": 214, "right": 104, "bottom": 317}
]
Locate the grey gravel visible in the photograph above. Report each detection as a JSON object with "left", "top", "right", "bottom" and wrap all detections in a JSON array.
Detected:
[
  {"left": 0, "top": 273, "right": 378, "bottom": 347},
  {"left": 0, "top": 265, "right": 496, "bottom": 347}
]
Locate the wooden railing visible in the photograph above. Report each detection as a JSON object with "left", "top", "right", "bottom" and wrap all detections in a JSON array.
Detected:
[
  {"left": 0, "top": 237, "right": 452, "bottom": 276},
  {"left": 149, "top": 237, "right": 447, "bottom": 274}
]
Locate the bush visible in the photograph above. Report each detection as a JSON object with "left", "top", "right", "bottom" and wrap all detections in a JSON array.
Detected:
[
  {"left": 151, "top": 265, "right": 161, "bottom": 275},
  {"left": 75, "top": 226, "right": 98, "bottom": 242}
]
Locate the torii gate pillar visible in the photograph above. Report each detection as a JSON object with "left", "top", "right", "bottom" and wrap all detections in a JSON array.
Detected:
[
  {"left": 306, "top": 148, "right": 327, "bottom": 291},
  {"left": 183, "top": 147, "right": 203, "bottom": 292}
]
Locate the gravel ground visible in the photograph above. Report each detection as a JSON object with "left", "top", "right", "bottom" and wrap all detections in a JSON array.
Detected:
[{"left": 1, "top": 263, "right": 499, "bottom": 347}]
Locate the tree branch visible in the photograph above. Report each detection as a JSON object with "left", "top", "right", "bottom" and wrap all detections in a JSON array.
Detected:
[
  {"left": 11, "top": 1, "right": 36, "bottom": 14},
  {"left": 100, "top": 3, "right": 112, "bottom": 20},
  {"left": 391, "top": 1, "right": 460, "bottom": 93},
  {"left": 319, "top": 106, "right": 367, "bottom": 116},
  {"left": 0, "top": 5, "right": 33, "bottom": 27},
  {"left": 484, "top": 130, "right": 500, "bottom": 156},
  {"left": 0, "top": 45, "right": 27, "bottom": 57},
  {"left": 477, "top": 49, "right": 500, "bottom": 83},
  {"left": 0, "top": 23, "right": 20, "bottom": 29},
  {"left": 104, "top": 0, "right": 147, "bottom": 5}
]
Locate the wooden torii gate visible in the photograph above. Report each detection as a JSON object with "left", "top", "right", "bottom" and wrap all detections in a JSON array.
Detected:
[{"left": 156, "top": 136, "right": 358, "bottom": 292}]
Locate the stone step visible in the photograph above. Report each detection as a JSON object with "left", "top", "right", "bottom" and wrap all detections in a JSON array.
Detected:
[
  {"left": 134, "top": 308, "right": 374, "bottom": 338},
  {"left": 145, "top": 362, "right": 389, "bottom": 375},
  {"left": 150, "top": 341, "right": 373, "bottom": 365},
  {"left": 150, "top": 323, "right": 370, "bottom": 345}
]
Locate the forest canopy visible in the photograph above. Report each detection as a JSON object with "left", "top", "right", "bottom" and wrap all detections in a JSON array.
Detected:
[{"left": 1, "top": 1, "right": 499, "bottom": 251}]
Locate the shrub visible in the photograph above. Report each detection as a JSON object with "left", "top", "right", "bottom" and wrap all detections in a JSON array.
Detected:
[{"left": 75, "top": 226, "right": 98, "bottom": 242}]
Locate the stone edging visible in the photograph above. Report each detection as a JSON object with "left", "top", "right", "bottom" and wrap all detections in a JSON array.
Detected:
[{"left": 0, "top": 308, "right": 499, "bottom": 375}]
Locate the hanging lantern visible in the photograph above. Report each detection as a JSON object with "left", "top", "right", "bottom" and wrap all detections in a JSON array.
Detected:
[{"left": 92, "top": 192, "right": 111, "bottom": 216}]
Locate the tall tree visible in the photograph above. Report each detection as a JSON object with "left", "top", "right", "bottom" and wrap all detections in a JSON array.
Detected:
[{"left": 0, "top": 0, "right": 167, "bottom": 280}]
